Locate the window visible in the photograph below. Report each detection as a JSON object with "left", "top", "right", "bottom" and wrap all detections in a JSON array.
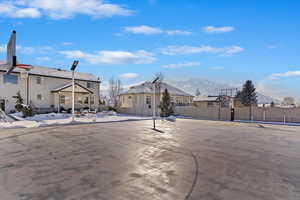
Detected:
[
  {"left": 84, "top": 97, "right": 89, "bottom": 104},
  {"left": 87, "top": 82, "right": 93, "bottom": 88},
  {"left": 146, "top": 96, "right": 151, "bottom": 105},
  {"left": 90, "top": 96, "right": 95, "bottom": 104},
  {"left": 3, "top": 74, "right": 18, "bottom": 84},
  {"left": 37, "top": 94, "right": 42, "bottom": 101},
  {"left": 128, "top": 96, "right": 132, "bottom": 99},
  {"left": 207, "top": 102, "right": 214, "bottom": 107},
  {"left": 60, "top": 95, "right": 65, "bottom": 104},
  {"left": 36, "top": 77, "right": 42, "bottom": 84}
]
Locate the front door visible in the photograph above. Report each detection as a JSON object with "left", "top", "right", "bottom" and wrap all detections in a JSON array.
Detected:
[{"left": 0, "top": 99, "right": 5, "bottom": 112}]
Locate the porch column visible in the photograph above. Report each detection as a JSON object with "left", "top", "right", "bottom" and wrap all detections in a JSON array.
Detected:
[
  {"left": 58, "top": 92, "right": 60, "bottom": 113},
  {"left": 89, "top": 93, "right": 91, "bottom": 111}
]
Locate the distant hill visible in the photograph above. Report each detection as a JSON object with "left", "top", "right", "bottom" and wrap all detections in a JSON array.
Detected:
[{"left": 166, "top": 78, "right": 280, "bottom": 104}]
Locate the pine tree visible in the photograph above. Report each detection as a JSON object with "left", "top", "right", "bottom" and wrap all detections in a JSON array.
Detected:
[
  {"left": 270, "top": 101, "right": 275, "bottom": 107},
  {"left": 195, "top": 88, "right": 201, "bottom": 96},
  {"left": 236, "top": 80, "right": 257, "bottom": 107},
  {"left": 159, "top": 89, "right": 174, "bottom": 117},
  {"left": 15, "top": 91, "right": 24, "bottom": 112}
]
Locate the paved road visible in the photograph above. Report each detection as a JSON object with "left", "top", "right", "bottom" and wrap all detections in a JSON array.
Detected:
[{"left": 0, "top": 119, "right": 300, "bottom": 200}]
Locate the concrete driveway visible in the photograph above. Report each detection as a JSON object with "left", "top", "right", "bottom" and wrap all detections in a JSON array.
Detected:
[{"left": 0, "top": 119, "right": 300, "bottom": 200}]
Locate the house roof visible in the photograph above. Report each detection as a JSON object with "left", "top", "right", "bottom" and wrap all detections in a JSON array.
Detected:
[
  {"left": 0, "top": 64, "right": 99, "bottom": 82},
  {"left": 193, "top": 95, "right": 219, "bottom": 102},
  {"left": 121, "top": 82, "right": 193, "bottom": 97},
  {"left": 51, "top": 82, "right": 93, "bottom": 94}
]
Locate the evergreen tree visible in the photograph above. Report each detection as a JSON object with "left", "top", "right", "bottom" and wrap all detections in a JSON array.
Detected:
[
  {"left": 235, "top": 80, "right": 257, "bottom": 107},
  {"left": 14, "top": 91, "right": 24, "bottom": 112},
  {"left": 159, "top": 89, "right": 174, "bottom": 117},
  {"left": 270, "top": 101, "right": 275, "bottom": 107},
  {"left": 195, "top": 88, "right": 201, "bottom": 96}
]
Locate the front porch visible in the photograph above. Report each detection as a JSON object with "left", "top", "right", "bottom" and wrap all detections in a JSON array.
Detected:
[{"left": 52, "top": 82, "right": 95, "bottom": 112}]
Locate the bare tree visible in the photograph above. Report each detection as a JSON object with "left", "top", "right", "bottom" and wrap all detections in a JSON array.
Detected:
[
  {"left": 108, "top": 78, "right": 123, "bottom": 108},
  {"left": 282, "top": 96, "right": 296, "bottom": 107}
]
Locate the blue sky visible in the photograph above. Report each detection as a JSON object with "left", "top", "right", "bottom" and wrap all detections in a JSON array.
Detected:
[{"left": 0, "top": 0, "right": 300, "bottom": 99}]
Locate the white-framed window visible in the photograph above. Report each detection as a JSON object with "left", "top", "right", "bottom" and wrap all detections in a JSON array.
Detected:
[
  {"left": 84, "top": 97, "right": 89, "bottom": 104},
  {"left": 87, "top": 82, "right": 94, "bottom": 89},
  {"left": 146, "top": 96, "right": 151, "bottom": 105},
  {"left": 36, "top": 76, "right": 42, "bottom": 84},
  {"left": 60, "top": 95, "right": 65, "bottom": 104},
  {"left": 37, "top": 94, "right": 42, "bottom": 101},
  {"left": 3, "top": 74, "right": 18, "bottom": 84}
]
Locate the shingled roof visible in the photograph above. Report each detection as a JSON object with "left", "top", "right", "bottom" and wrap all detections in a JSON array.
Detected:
[
  {"left": 121, "top": 82, "right": 193, "bottom": 97},
  {"left": 0, "top": 65, "right": 99, "bottom": 82}
]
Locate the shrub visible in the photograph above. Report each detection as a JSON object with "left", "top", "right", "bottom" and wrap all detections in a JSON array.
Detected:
[
  {"left": 22, "top": 105, "right": 35, "bottom": 117},
  {"left": 108, "top": 106, "right": 117, "bottom": 112}
]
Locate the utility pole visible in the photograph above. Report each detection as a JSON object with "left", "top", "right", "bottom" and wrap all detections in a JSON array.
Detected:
[
  {"left": 70, "top": 60, "right": 79, "bottom": 122},
  {"left": 152, "top": 77, "right": 159, "bottom": 129}
]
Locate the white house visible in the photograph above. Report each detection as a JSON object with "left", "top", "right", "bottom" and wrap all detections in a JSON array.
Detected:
[
  {"left": 0, "top": 64, "right": 100, "bottom": 113},
  {"left": 119, "top": 82, "right": 194, "bottom": 116}
]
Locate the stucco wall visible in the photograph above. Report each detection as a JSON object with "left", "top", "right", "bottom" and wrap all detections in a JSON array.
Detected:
[{"left": 0, "top": 72, "right": 100, "bottom": 113}]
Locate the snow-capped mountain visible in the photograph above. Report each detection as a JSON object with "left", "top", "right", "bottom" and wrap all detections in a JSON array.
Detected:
[{"left": 166, "top": 78, "right": 280, "bottom": 104}]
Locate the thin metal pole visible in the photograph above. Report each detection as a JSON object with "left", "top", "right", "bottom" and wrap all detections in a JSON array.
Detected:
[
  {"left": 72, "top": 70, "right": 75, "bottom": 122},
  {"left": 153, "top": 83, "right": 156, "bottom": 129}
]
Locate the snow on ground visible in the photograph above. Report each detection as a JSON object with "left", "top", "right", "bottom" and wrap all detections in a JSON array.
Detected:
[{"left": 0, "top": 112, "right": 150, "bottom": 129}]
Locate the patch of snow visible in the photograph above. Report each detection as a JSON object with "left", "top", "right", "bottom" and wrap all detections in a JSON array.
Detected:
[
  {"left": 0, "top": 112, "right": 150, "bottom": 129},
  {"left": 166, "top": 115, "right": 176, "bottom": 122}
]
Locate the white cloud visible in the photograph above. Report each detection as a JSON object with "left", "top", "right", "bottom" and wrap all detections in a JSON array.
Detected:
[
  {"left": 0, "top": 0, "right": 132, "bottom": 19},
  {"left": 60, "top": 49, "right": 156, "bottom": 65},
  {"left": 165, "top": 30, "right": 192, "bottom": 36},
  {"left": 160, "top": 45, "right": 243, "bottom": 56},
  {"left": 15, "top": 45, "right": 54, "bottom": 54},
  {"left": 36, "top": 56, "right": 51, "bottom": 61},
  {"left": 62, "top": 42, "right": 73, "bottom": 46},
  {"left": 119, "top": 73, "right": 138, "bottom": 79},
  {"left": 124, "top": 25, "right": 192, "bottom": 35},
  {"left": 0, "top": 2, "right": 41, "bottom": 18},
  {"left": 269, "top": 70, "right": 300, "bottom": 80},
  {"left": 162, "top": 62, "right": 200, "bottom": 69},
  {"left": 124, "top": 25, "right": 163, "bottom": 35},
  {"left": 202, "top": 26, "right": 234, "bottom": 33},
  {"left": 1, "top": 44, "right": 55, "bottom": 55}
]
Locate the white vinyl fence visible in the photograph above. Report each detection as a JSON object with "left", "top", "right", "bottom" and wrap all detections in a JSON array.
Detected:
[{"left": 118, "top": 106, "right": 300, "bottom": 123}]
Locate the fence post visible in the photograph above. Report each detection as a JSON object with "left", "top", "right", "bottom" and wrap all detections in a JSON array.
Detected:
[
  {"left": 283, "top": 108, "right": 286, "bottom": 124},
  {"left": 263, "top": 109, "right": 266, "bottom": 121}
]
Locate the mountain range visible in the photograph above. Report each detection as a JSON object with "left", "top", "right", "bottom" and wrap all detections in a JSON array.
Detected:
[{"left": 166, "top": 78, "right": 280, "bottom": 104}]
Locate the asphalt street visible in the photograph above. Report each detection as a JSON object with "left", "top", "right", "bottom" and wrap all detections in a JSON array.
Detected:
[{"left": 0, "top": 119, "right": 300, "bottom": 200}]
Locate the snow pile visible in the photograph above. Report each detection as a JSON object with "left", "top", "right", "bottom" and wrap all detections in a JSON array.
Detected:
[
  {"left": 0, "top": 111, "right": 150, "bottom": 129},
  {"left": 25, "top": 113, "right": 70, "bottom": 122},
  {"left": 166, "top": 115, "right": 176, "bottom": 122}
]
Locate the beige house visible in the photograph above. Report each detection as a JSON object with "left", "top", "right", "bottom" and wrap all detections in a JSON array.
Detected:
[
  {"left": 119, "top": 82, "right": 193, "bottom": 116},
  {"left": 0, "top": 65, "right": 100, "bottom": 113},
  {"left": 193, "top": 95, "right": 230, "bottom": 109}
]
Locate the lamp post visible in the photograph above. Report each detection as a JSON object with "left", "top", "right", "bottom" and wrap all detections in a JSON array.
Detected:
[
  {"left": 152, "top": 77, "right": 159, "bottom": 129},
  {"left": 70, "top": 60, "right": 79, "bottom": 122}
]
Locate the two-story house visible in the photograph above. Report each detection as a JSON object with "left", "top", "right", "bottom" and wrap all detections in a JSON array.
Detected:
[{"left": 0, "top": 64, "right": 100, "bottom": 113}]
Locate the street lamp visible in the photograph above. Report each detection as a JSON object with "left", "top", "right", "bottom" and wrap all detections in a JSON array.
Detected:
[
  {"left": 70, "top": 60, "right": 79, "bottom": 122},
  {"left": 152, "top": 77, "right": 159, "bottom": 129}
]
